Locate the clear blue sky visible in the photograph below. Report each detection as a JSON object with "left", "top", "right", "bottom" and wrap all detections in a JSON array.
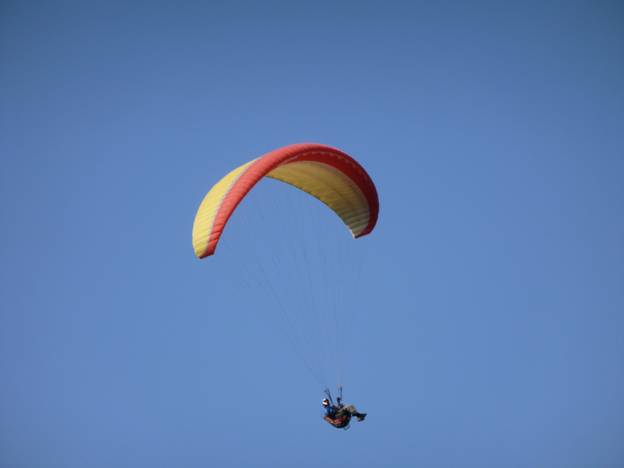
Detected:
[{"left": 1, "top": 1, "right": 623, "bottom": 467}]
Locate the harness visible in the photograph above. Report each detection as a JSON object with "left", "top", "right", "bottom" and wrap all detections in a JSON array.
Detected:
[
  {"left": 324, "top": 411, "right": 352, "bottom": 430},
  {"left": 323, "top": 387, "right": 351, "bottom": 430}
]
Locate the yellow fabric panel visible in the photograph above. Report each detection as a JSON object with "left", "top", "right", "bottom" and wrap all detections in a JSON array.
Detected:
[
  {"left": 192, "top": 160, "right": 255, "bottom": 257},
  {"left": 267, "top": 161, "right": 370, "bottom": 237}
]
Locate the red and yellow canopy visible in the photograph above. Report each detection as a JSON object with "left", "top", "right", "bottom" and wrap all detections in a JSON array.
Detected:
[{"left": 192, "top": 143, "right": 379, "bottom": 258}]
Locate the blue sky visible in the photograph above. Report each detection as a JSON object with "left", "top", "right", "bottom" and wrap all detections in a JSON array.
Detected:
[{"left": 1, "top": 1, "right": 623, "bottom": 467}]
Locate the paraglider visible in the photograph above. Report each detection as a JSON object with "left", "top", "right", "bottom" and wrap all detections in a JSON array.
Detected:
[
  {"left": 192, "top": 143, "right": 378, "bottom": 429},
  {"left": 322, "top": 387, "right": 366, "bottom": 429}
]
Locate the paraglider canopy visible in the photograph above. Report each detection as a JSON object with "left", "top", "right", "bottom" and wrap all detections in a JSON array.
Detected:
[{"left": 192, "top": 143, "right": 379, "bottom": 258}]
